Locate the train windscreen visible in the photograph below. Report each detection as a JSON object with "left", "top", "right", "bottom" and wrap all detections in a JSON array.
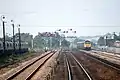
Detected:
[{"left": 85, "top": 41, "right": 91, "bottom": 44}]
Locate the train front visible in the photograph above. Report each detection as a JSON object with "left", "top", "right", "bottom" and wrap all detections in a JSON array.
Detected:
[{"left": 84, "top": 40, "right": 91, "bottom": 50}]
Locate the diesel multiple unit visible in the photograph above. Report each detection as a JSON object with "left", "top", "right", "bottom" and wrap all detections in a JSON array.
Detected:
[
  {"left": 77, "top": 40, "right": 91, "bottom": 50},
  {"left": 0, "top": 41, "right": 29, "bottom": 53}
]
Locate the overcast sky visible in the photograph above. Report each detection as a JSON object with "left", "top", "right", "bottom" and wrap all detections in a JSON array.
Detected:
[{"left": 0, "top": 0, "right": 120, "bottom": 37}]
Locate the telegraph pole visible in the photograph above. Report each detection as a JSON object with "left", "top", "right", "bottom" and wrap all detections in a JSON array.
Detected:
[
  {"left": 106, "top": 36, "right": 108, "bottom": 46},
  {"left": 50, "top": 36, "right": 52, "bottom": 50},
  {"left": 31, "top": 35, "right": 34, "bottom": 49},
  {"left": 11, "top": 20, "right": 15, "bottom": 53},
  {"left": 113, "top": 32, "right": 116, "bottom": 43},
  {"left": 1, "top": 15, "right": 6, "bottom": 53},
  {"left": 18, "top": 24, "right": 21, "bottom": 53}
]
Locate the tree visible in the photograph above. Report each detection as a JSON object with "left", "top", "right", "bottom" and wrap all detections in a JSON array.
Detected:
[
  {"left": 117, "top": 35, "right": 120, "bottom": 41},
  {"left": 34, "top": 32, "right": 62, "bottom": 49},
  {"left": 15, "top": 33, "right": 33, "bottom": 48},
  {"left": 74, "top": 38, "right": 84, "bottom": 44},
  {"left": 97, "top": 37, "right": 105, "bottom": 46},
  {"left": 61, "top": 39, "right": 70, "bottom": 47},
  {"left": 51, "top": 37, "right": 60, "bottom": 48},
  {"left": 113, "top": 32, "right": 117, "bottom": 41},
  {"left": 33, "top": 35, "right": 46, "bottom": 48},
  {"left": 5, "top": 35, "right": 12, "bottom": 41}
]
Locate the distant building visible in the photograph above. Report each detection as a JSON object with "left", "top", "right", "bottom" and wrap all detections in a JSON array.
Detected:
[
  {"left": 97, "top": 32, "right": 120, "bottom": 47},
  {"left": 114, "top": 41, "right": 120, "bottom": 48}
]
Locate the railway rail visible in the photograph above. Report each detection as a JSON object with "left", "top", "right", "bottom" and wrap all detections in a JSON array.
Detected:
[
  {"left": 71, "top": 51, "right": 120, "bottom": 80},
  {"left": 1, "top": 51, "right": 56, "bottom": 80},
  {"left": 80, "top": 50, "right": 120, "bottom": 71},
  {"left": 65, "top": 51, "right": 92, "bottom": 80},
  {"left": 64, "top": 54, "right": 72, "bottom": 80},
  {"left": 91, "top": 50, "right": 120, "bottom": 60},
  {"left": 95, "top": 53, "right": 120, "bottom": 61},
  {"left": 84, "top": 51, "right": 120, "bottom": 71},
  {"left": 53, "top": 50, "right": 120, "bottom": 80},
  {"left": 80, "top": 50, "right": 120, "bottom": 70}
]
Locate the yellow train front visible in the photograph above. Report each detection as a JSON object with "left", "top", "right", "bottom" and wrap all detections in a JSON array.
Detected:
[{"left": 84, "top": 40, "right": 91, "bottom": 50}]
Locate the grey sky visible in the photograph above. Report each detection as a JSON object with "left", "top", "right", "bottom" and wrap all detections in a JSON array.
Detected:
[{"left": 0, "top": 0, "right": 120, "bottom": 37}]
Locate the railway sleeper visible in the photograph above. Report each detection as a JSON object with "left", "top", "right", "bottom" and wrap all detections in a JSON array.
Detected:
[{"left": 83, "top": 51, "right": 120, "bottom": 72}]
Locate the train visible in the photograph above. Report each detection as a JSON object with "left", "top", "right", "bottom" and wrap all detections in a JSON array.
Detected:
[
  {"left": 77, "top": 40, "right": 92, "bottom": 51},
  {"left": 44, "top": 47, "right": 49, "bottom": 52},
  {"left": 0, "top": 41, "right": 29, "bottom": 54}
]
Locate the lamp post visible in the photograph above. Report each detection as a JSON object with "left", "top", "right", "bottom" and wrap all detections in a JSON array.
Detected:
[
  {"left": 49, "top": 36, "right": 52, "bottom": 50},
  {"left": 65, "top": 29, "right": 77, "bottom": 48},
  {"left": 31, "top": 35, "right": 34, "bottom": 49},
  {"left": 11, "top": 20, "right": 15, "bottom": 53},
  {"left": 55, "top": 29, "right": 76, "bottom": 50},
  {"left": 56, "top": 29, "right": 62, "bottom": 48},
  {"left": 49, "top": 33, "right": 53, "bottom": 50},
  {"left": 72, "top": 31, "right": 76, "bottom": 49},
  {"left": 17, "top": 24, "right": 21, "bottom": 53},
  {"left": 105, "top": 36, "right": 108, "bottom": 46},
  {"left": 1, "top": 15, "right": 6, "bottom": 53},
  {"left": 113, "top": 32, "right": 116, "bottom": 43}
]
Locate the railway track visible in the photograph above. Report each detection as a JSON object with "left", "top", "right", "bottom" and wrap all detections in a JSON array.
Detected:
[
  {"left": 84, "top": 51, "right": 120, "bottom": 71},
  {"left": 96, "top": 53, "right": 120, "bottom": 61},
  {"left": 52, "top": 50, "right": 120, "bottom": 80},
  {"left": 65, "top": 51, "right": 92, "bottom": 80},
  {"left": 91, "top": 50, "right": 120, "bottom": 60},
  {"left": 64, "top": 54, "right": 72, "bottom": 80},
  {"left": 81, "top": 50, "right": 120, "bottom": 71},
  {"left": 71, "top": 51, "right": 120, "bottom": 80},
  {"left": 1, "top": 51, "right": 56, "bottom": 80}
]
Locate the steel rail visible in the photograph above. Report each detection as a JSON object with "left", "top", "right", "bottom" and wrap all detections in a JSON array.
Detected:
[
  {"left": 64, "top": 54, "right": 72, "bottom": 80},
  {"left": 70, "top": 53, "right": 93, "bottom": 80},
  {"left": 84, "top": 52, "right": 120, "bottom": 71},
  {"left": 25, "top": 52, "right": 55, "bottom": 80},
  {"left": 6, "top": 51, "right": 52, "bottom": 80}
]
